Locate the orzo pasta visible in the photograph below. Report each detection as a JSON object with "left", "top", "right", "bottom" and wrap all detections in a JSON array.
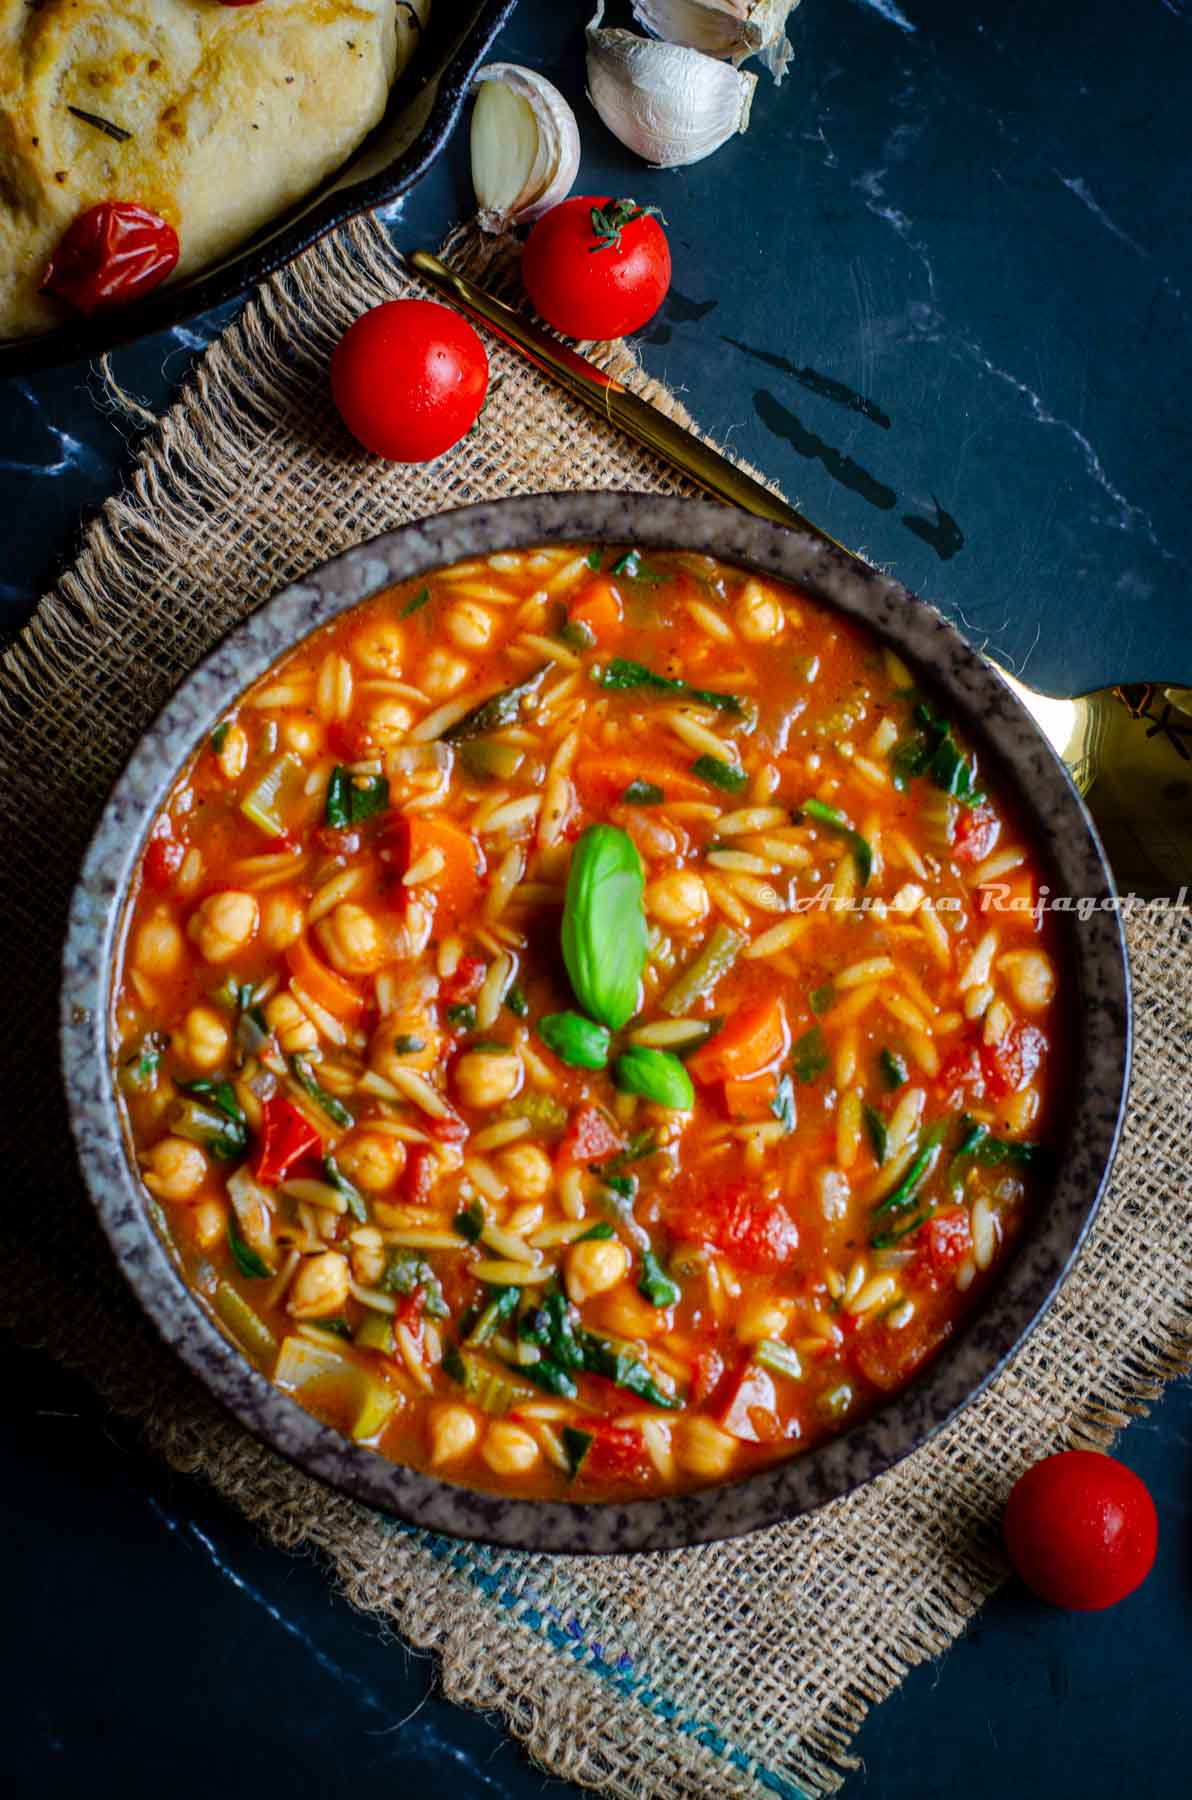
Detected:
[{"left": 113, "top": 545, "right": 1064, "bottom": 1499}]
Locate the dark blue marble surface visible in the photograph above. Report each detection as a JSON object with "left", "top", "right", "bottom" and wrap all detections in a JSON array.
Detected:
[{"left": 5, "top": 1, "right": 1191, "bottom": 1794}]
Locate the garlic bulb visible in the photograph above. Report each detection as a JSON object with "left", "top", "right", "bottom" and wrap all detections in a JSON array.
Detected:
[
  {"left": 470, "top": 64, "right": 581, "bottom": 233},
  {"left": 633, "top": 0, "right": 802, "bottom": 82},
  {"left": 586, "top": 6, "right": 757, "bottom": 168}
]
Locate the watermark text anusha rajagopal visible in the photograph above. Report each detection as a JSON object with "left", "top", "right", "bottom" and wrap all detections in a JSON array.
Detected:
[{"left": 787, "top": 883, "right": 1188, "bottom": 925}]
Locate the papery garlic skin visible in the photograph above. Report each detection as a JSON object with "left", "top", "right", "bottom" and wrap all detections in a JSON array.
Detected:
[
  {"left": 586, "top": 8, "right": 757, "bottom": 168},
  {"left": 470, "top": 64, "right": 581, "bottom": 233},
  {"left": 633, "top": 0, "right": 802, "bottom": 82}
]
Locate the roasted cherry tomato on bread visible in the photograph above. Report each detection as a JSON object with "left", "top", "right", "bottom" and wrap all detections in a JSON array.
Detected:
[
  {"left": 522, "top": 196, "right": 671, "bottom": 340},
  {"left": 1003, "top": 1450, "right": 1158, "bottom": 1610},
  {"left": 330, "top": 299, "right": 489, "bottom": 462},
  {"left": 40, "top": 202, "right": 180, "bottom": 316}
]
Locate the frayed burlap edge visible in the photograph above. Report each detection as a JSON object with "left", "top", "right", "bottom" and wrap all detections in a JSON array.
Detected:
[{"left": 3, "top": 215, "right": 1191, "bottom": 1800}]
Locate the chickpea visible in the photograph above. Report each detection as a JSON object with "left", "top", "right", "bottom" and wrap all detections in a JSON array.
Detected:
[
  {"left": 676, "top": 1416, "right": 739, "bottom": 1480},
  {"left": 428, "top": 1403, "right": 480, "bottom": 1466},
  {"left": 735, "top": 1294, "right": 795, "bottom": 1345},
  {"left": 420, "top": 647, "right": 471, "bottom": 699},
  {"left": 594, "top": 1284, "right": 668, "bottom": 1341},
  {"left": 645, "top": 870, "right": 709, "bottom": 932},
  {"left": 264, "top": 991, "right": 318, "bottom": 1054},
  {"left": 280, "top": 715, "right": 325, "bottom": 758},
  {"left": 259, "top": 890, "right": 304, "bottom": 952},
  {"left": 997, "top": 949, "right": 1056, "bottom": 1012},
  {"left": 316, "top": 901, "right": 384, "bottom": 975},
  {"left": 177, "top": 1004, "right": 231, "bottom": 1072},
  {"left": 454, "top": 1048, "right": 523, "bottom": 1110},
  {"left": 565, "top": 1239, "right": 630, "bottom": 1306},
  {"left": 349, "top": 1226, "right": 386, "bottom": 1288},
  {"left": 494, "top": 1143, "right": 553, "bottom": 1203},
  {"left": 337, "top": 1130, "right": 407, "bottom": 1193},
  {"left": 132, "top": 907, "right": 185, "bottom": 977},
  {"left": 363, "top": 698, "right": 414, "bottom": 747},
  {"left": 216, "top": 723, "right": 248, "bottom": 782},
  {"left": 735, "top": 577, "right": 785, "bottom": 644},
  {"left": 444, "top": 601, "right": 495, "bottom": 652},
  {"left": 481, "top": 1420, "right": 540, "bottom": 1477},
  {"left": 188, "top": 1198, "right": 228, "bottom": 1252},
  {"left": 352, "top": 618, "right": 405, "bottom": 677},
  {"left": 370, "top": 1014, "right": 439, "bottom": 1079},
  {"left": 142, "top": 1136, "right": 207, "bottom": 1202},
  {"left": 190, "top": 891, "right": 259, "bottom": 964},
  {"left": 287, "top": 1250, "right": 350, "bottom": 1319}
]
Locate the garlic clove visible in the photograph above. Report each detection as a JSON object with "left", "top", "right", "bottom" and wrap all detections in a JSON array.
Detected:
[
  {"left": 586, "top": 7, "right": 757, "bottom": 168},
  {"left": 470, "top": 64, "right": 581, "bottom": 234},
  {"left": 633, "top": 0, "right": 801, "bottom": 81}
]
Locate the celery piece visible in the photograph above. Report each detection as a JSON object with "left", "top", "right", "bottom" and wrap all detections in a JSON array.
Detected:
[
  {"left": 240, "top": 753, "right": 303, "bottom": 838},
  {"left": 658, "top": 922, "right": 746, "bottom": 1017},
  {"left": 214, "top": 1281, "right": 278, "bottom": 1369},
  {"left": 355, "top": 1313, "right": 395, "bottom": 1355}
]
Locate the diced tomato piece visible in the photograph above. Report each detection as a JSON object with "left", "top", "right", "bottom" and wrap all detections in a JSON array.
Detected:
[
  {"left": 716, "top": 1361, "right": 779, "bottom": 1442},
  {"left": 396, "top": 1288, "right": 425, "bottom": 1352},
  {"left": 383, "top": 817, "right": 483, "bottom": 925},
  {"left": 981, "top": 1021, "right": 1046, "bottom": 1097},
  {"left": 687, "top": 997, "right": 788, "bottom": 1085},
  {"left": 936, "top": 1038, "right": 987, "bottom": 1106},
  {"left": 853, "top": 1316, "right": 952, "bottom": 1393},
  {"left": 144, "top": 832, "right": 185, "bottom": 890},
  {"left": 912, "top": 1206, "right": 973, "bottom": 1289},
  {"left": 401, "top": 1145, "right": 438, "bottom": 1206},
  {"left": 585, "top": 1423, "right": 653, "bottom": 1484},
  {"left": 573, "top": 755, "right": 708, "bottom": 812},
  {"left": 674, "top": 1183, "right": 799, "bottom": 1272},
  {"left": 425, "top": 1111, "right": 469, "bottom": 1145},
  {"left": 556, "top": 1103, "right": 624, "bottom": 1168},
  {"left": 441, "top": 955, "right": 486, "bottom": 1005},
  {"left": 722, "top": 1074, "right": 779, "bottom": 1121},
  {"left": 254, "top": 1095, "right": 322, "bottom": 1187},
  {"left": 567, "top": 577, "right": 623, "bottom": 646},
  {"left": 689, "top": 1345, "right": 726, "bottom": 1406},
  {"left": 952, "top": 802, "right": 1000, "bottom": 867},
  {"left": 314, "top": 825, "right": 361, "bottom": 859}
]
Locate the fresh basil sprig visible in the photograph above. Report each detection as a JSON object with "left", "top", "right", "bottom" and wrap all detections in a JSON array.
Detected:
[{"left": 561, "top": 824, "right": 647, "bottom": 1031}]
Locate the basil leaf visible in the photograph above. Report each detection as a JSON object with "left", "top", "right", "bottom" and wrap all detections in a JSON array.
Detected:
[
  {"left": 562, "top": 1425, "right": 594, "bottom": 1477},
  {"left": 691, "top": 754, "right": 748, "bottom": 794},
  {"left": 537, "top": 1010, "right": 612, "bottom": 1070},
  {"left": 324, "top": 766, "right": 389, "bottom": 829},
  {"left": 608, "top": 549, "right": 664, "bottom": 582},
  {"left": 801, "top": 798, "right": 873, "bottom": 886},
  {"left": 227, "top": 1211, "right": 270, "bottom": 1280},
  {"left": 622, "top": 779, "right": 665, "bottom": 805},
  {"left": 585, "top": 549, "right": 602, "bottom": 570},
  {"left": 440, "top": 665, "right": 552, "bottom": 742},
  {"left": 561, "top": 824, "right": 647, "bottom": 1030},
  {"left": 791, "top": 1025, "right": 829, "bottom": 1084},
  {"left": 612, "top": 1046, "right": 694, "bottom": 1111},
  {"left": 638, "top": 1247, "right": 680, "bottom": 1309}
]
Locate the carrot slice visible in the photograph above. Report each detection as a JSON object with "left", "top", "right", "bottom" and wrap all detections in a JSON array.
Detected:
[
  {"left": 687, "top": 996, "right": 789, "bottom": 1085},
  {"left": 567, "top": 577, "right": 623, "bottom": 645},
  {"left": 286, "top": 934, "right": 367, "bottom": 1021},
  {"left": 389, "top": 817, "right": 483, "bottom": 924},
  {"left": 573, "top": 755, "right": 708, "bottom": 812},
  {"left": 723, "top": 1073, "right": 779, "bottom": 1121}
]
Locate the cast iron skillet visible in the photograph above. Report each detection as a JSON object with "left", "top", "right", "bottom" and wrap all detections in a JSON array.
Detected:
[
  {"left": 0, "top": 0, "right": 517, "bottom": 380},
  {"left": 61, "top": 493, "right": 1131, "bottom": 1553}
]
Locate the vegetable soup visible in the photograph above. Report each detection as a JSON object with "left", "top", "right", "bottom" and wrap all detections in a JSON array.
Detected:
[{"left": 113, "top": 545, "right": 1065, "bottom": 1499}]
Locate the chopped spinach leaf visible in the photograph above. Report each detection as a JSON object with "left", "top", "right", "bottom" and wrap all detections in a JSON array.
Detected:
[{"left": 792, "top": 1024, "right": 830, "bottom": 1084}]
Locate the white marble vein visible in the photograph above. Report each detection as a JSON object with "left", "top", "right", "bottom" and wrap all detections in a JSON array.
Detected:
[
  {"left": 849, "top": 0, "right": 917, "bottom": 31},
  {"left": 1055, "top": 174, "right": 1148, "bottom": 257}
]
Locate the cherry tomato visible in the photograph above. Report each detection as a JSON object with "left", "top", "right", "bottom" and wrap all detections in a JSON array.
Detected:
[
  {"left": 522, "top": 196, "right": 671, "bottom": 340},
  {"left": 981, "top": 1020, "right": 1046, "bottom": 1096},
  {"left": 40, "top": 202, "right": 180, "bottom": 316},
  {"left": 674, "top": 1182, "right": 799, "bottom": 1272},
  {"left": 330, "top": 299, "right": 488, "bottom": 462},
  {"left": 1003, "top": 1451, "right": 1158, "bottom": 1610},
  {"left": 254, "top": 1096, "right": 322, "bottom": 1188}
]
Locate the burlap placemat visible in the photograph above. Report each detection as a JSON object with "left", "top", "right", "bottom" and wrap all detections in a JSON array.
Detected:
[{"left": 3, "top": 215, "right": 1191, "bottom": 1800}]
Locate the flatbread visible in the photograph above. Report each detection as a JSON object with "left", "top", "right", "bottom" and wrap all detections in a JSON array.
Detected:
[{"left": 0, "top": 0, "right": 430, "bottom": 338}]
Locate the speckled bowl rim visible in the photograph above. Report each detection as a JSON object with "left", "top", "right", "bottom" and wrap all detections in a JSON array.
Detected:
[{"left": 61, "top": 493, "right": 1131, "bottom": 1554}]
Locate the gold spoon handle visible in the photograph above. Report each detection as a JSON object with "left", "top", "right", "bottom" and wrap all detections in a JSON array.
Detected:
[{"left": 411, "top": 251, "right": 845, "bottom": 551}]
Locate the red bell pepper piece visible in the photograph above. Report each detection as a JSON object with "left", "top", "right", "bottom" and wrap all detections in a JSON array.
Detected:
[{"left": 253, "top": 1095, "right": 321, "bottom": 1187}]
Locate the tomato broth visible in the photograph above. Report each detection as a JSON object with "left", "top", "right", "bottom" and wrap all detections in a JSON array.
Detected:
[{"left": 113, "top": 545, "right": 1065, "bottom": 1499}]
